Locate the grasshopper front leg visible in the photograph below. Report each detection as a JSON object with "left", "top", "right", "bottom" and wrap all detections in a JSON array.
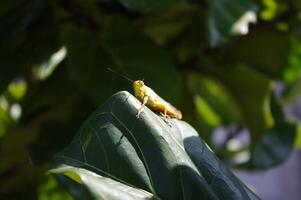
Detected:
[{"left": 136, "top": 95, "right": 149, "bottom": 118}]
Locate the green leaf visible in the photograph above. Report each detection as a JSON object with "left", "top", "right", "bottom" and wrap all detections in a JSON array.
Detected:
[
  {"left": 213, "top": 65, "right": 273, "bottom": 143},
  {"left": 183, "top": 72, "right": 243, "bottom": 142},
  {"left": 260, "top": 0, "right": 277, "bottom": 20},
  {"left": 62, "top": 25, "right": 115, "bottom": 104},
  {"left": 295, "top": 124, "right": 301, "bottom": 149},
  {"left": 38, "top": 175, "right": 73, "bottom": 200},
  {"left": 174, "top": 8, "right": 208, "bottom": 62},
  {"left": 52, "top": 91, "right": 259, "bottom": 200},
  {"left": 143, "top": 16, "right": 190, "bottom": 46},
  {"left": 64, "top": 16, "right": 181, "bottom": 105},
  {"left": 0, "top": 0, "right": 53, "bottom": 93},
  {"left": 284, "top": 37, "right": 301, "bottom": 82},
  {"left": 0, "top": 100, "right": 11, "bottom": 137},
  {"left": 249, "top": 122, "right": 296, "bottom": 169},
  {"left": 117, "top": 0, "right": 183, "bottom": 13},
  {"left": 101, "top": 16, "right": 181, "bottom": 103},
  {"left": 50, "top": 165, "right": 155, "bottom": 200},
  {"left": 0, "top": 23, "right": 60, "bottom": 94},
  {"left": 245, "top": 95, "right": 297, "bottom": 169},
  {"left": 221, "top": 30, "right": 290, "bottom": 78},
  {"left": 187, "top": 72, "right": 242, "bottom": 125},
  {"left": 209, "top": 0, "right": 258, "bottom": 46},
  {"left": 21, "top": 69, "right": 93, "bottom": 165},
  {"left": 7, "top": 80, "right": 27, "bottom": 101}
]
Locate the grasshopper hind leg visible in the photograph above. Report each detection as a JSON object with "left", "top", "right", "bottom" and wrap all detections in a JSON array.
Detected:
[
  {"left": 160, "top": 108, "right": 170, "bottom": 122},
  {"left": 160, "top": 111, "right": 173, "bottom": 127}
]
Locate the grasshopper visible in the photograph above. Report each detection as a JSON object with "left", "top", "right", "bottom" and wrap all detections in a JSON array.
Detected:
[{"left": 108, "top": 68, "right": 182, "bottom": 120}]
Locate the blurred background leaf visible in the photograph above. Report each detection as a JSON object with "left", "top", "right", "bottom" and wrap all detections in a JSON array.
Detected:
[
  {"left": 117, "top": 0, "right": 184, "bottom": 13},
  {"left": 209, "top": 0, "right": 258, "bottom": 46}
]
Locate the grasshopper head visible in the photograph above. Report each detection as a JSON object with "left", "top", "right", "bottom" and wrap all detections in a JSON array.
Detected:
[
  {"left": 133, "top": 80, "right": 145, "bottom": 100},
  {"left": 133, "top": 80, "right": 144, "bottom": 87}
]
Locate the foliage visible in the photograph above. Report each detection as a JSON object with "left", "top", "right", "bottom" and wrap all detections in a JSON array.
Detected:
[
  {"left": 51, "top": 91, "right": 259, "bottom": 199},
  {"left": 1, "top": 0, "right": 301, "bottom": 199}
]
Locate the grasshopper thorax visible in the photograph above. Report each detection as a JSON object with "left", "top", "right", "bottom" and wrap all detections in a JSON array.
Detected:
[{"left": 133, "top": 80, "right": 145, "bottom": 101}]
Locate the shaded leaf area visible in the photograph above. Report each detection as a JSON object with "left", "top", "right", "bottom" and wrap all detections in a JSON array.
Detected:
[
  {"left": 0, "top": 68, "right": 93, "bottom": 199},
  {"left": 249, "top": 122, "right": 296, "bottom": 169},
  {"left": 0, "top": 0, "right": 44, "bottom": 47},
  {"left": 117, "top": 0, "right": 183, "bottom": 13},
  {"left": 52, "top": 91, "right": 259, "bottom": 200},
  {"left": 284, "top": 37, "right": 301, "bottom": 82},
  {"left": 0, "top": 27, "right": 60, "bottom": 94},
  {"left": 187, "top": 72, "right": 242, "bottom": 125},
  {"left": 194, "top": 65, "right": 272, "bottom": 144},
  {"left": 245, "top": 96, "right": 297, "bottom": 169},
  {"left": 188, "top": 64, "right": 299, "bottom": 169},
  {"left": 22, "top": 69, "right": 95, "bottom": 165},
  {"left": 219, "top": 30, "right": 290, "bottom": 78},
  {"left": 0, "top": 3, "right": 60, "bottom": 94},
  {"left": 217, "top": 66, "right": 272, "bottom": 144},
  {"left": 184, "top": 72, "right": 243, "bottom": 143},
  {"left": 209, "top": 0, "right": 258, "bottom": 46},
  {"left": 64, "top": 16, "right": 181, "bottom": 105}
]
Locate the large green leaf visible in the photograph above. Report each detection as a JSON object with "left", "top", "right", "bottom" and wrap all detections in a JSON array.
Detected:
[
  {"left": 209, "top": 0, "right": 258, "bottom": 46},
  {"left": 52, "top": 91, "right": 259, "bottom": 200},
  {"left": 117, "top": 0, "right": 183, "bottom": 13}
]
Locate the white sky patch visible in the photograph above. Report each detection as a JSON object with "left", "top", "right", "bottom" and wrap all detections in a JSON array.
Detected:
[{"left": 231, "top": 10, "right": 257, "bottom": 35}]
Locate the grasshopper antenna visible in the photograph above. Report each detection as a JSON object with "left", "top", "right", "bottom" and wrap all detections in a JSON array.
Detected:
[{"left": 107, "top": 67, "right": 134, "bottom": 83}]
